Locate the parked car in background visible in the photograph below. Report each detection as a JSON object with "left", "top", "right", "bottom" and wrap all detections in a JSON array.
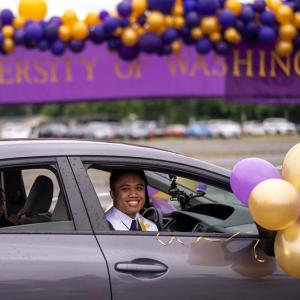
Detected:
[
  {"left": 207, "top": 119, "right": 241, "bottom": 139},
  {"left": 38, "top": 123, "right": 68, "bottom": 138},
  {"left": 186, "top": 121, "right": 213, "bottom": 139},
  {"left": 242, "top": 121, "right": 265, "bottom": 136},
  {"left": 83, "top": 122, "right": 115, "bottom": 140},
  {"left": 0, "top": 122, "right": 31, "bottom": 139},
  {"left": 164, "top": 124, "right": 186, "bottom": 137},
  {"left": 0, "top": 139, "right": 297, "bottom": 299},
  {"left": 262, "top": 118, "right": 296, "bottom": 135}
]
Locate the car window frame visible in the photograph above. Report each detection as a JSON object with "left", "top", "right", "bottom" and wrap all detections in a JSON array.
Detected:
[
  {"left": 0, "top": 157, "right": 92, "bottom": 234},
  {"left": 74, "top": 156, "right": 259, "bottom": 238}
]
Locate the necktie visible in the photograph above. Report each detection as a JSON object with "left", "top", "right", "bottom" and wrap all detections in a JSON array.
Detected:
[{"left": 130, "top": 219, "right": 140, "bottom": 231}]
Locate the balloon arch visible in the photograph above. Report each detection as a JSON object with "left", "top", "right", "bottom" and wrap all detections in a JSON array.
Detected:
[{"left": 0, "top": 0, "right": 299, "bottom": 58}]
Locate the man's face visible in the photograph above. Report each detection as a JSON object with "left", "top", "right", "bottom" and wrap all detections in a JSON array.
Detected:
[{"left": 110, "top": 173, "right": 146, "bottom": 218}]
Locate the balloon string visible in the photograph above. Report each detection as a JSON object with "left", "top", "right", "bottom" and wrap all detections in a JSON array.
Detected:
[
  {"left": 155, "top": 232, "right": 241, "bottom": 246},
  {"left": 155, "top": 233, "right": 265, "bottom": 263},
  {"left": 253, "top": 240, "right": 265, "bottom": 263}
]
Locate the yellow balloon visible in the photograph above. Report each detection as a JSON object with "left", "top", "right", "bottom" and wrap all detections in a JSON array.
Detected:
[
  {"left": 275, "top": 40, "right": 293, "bottom": 57},
  {"left": 279, "top": 24, "right": 297, "bottom": 41},
  {"left": 276, "top": 5, "right": 294, "bottom": 24},
  {"left": 174, "top": 16, "right": 185, "bottom": 29},
  {"left": 13, "top": 16, "right": 25, "bottom": 29},
  {"left": 191, "top": 28, "right": 203, "bottom": 39},
  {"left": 114, "top": 27, "right": 123, "bottom": 37},
  {"left": 147, "top": 11, "right": 165, "bottom": 33},
  {"left": 201, "top": 17, "right": 219, "bottom": 35},
  {"left": 58, "top": 25, "right": 72, "bottom": 42},
  {"left": 18, "top": 0, "right": 47, "bottom": 21},
  {"left": 2, "top": 26, "right": 14, "bottom": 39},
  {"left": 266, "top": 0, "right": 282, "bottom": 12},
  {"left": 224, "top": 27, "right": 241, "bottom": 43},
  {"left": 210, "top": 32, "right": 222, "bottom": 43},
  {"left": 165, "top": 16, "right": 175, "bottom": 28},
  {"left": 136, "top": 26, "right": 146, "bottom": 36},
  {"left": 3, "top": 38, "right": 15, "bottom": 54},
  {"left": 282, "top": 143, "right": 300, "bottom": 191},
  {"left": 249, "top": 179, "right": 300, "bottom": 231},
  {"left": 293, "top": 12, "right": 300, "bottom": 29},
  {"left": 72, "top": 21, "right": 89, "bottom": 40},
  {"left": 85, "top": 12, "right": 100, "bottom": 26},
  {"left": 131, "top": 0, "right": 148, "bottom": 18},
  {"left": 122, "top": 28, "right": 139, "bottom": 46},
  {"left": 225, "top": 0, "right": 242, "bottom": 16},
  {"left": 171, "top": 41, "right": 182, "bottom": 53},
  {"left": 275, "top": 220, "right": 300, "bottom": 279},
  {"left": 62, "top": 10, "right": 78, "bottom": 27},
  {"left": 173, "top": 0, "right": 184, "bottom": 17}
]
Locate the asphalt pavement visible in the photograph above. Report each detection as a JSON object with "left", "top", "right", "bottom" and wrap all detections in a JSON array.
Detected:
[{"left": 133, "top": 135, "right": 300, "bottom": 169}]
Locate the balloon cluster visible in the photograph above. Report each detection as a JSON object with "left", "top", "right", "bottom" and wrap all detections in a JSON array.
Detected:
[
  {"left": 2, "top": 0, "right": 300, "bottom": 58},
  {"left": 230, "top": 144, "right": 300, "bottom": 279}
]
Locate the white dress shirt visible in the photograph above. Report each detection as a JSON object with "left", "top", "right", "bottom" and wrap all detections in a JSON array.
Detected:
[{"left": 105, "top": 207, "right": 158, "bottom": 231}]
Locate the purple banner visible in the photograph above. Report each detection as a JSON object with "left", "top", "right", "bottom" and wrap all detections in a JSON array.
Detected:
[{"left": 0, "top": 42, "right": 299, "bottom": 104}]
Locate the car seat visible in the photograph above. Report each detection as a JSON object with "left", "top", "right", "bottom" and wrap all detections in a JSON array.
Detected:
[{"left": 19, "top": 175, "right": 53, "bottom": 225}]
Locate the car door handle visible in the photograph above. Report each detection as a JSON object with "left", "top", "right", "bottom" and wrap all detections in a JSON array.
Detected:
[{"left": 115, "top": 263, "right": 167, "bottom": 273}]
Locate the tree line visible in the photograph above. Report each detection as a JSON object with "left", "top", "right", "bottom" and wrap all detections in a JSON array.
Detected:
[{"left": 0, "top": 98, "right": 299, "bottom": 124}]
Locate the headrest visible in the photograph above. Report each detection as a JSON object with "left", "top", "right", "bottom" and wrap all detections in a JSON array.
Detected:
[{"left": 24, "top": 175, "right": 53, "bottom": 216}]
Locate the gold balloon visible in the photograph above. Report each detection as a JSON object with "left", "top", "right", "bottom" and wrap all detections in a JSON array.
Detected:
[
  {"left": 275, "top": 40, "right": 293, "bottom": 57},
  {"left": 249, "top": 179, "right": 300, "bottom": 231},
  {"left": 136, "top": 26, "right": 146, "bottom": 36},
  {"left": 172, "top": 0, "right": 184, "bottom": 16},
  {"left": 266, "top": 0, "right": 282, "bottom": 12},
  {"left": 3, "top": 38, "right": 15, "bottom": 54},
  {"left": 58, "top": 25, "right": 72, "bottom": 42},
  {"left": 165, "top": 15, "right": 175, "bottom": 28},
  {"left": 174, "top": 16, "right": 185, "bottom": 29},
  {"left": 224, "top": 27, "right": 241, "bottom": 43},
  {"left": 282, "top": 143, "right": 300, "bottom": 191},
  {"left": 13, "top": 16, "right": 25, "bottom": 29},
  {"left": 171, "top": 41, "right": 182, "bottom": 53},
  {"left": 276, "top": 5, "right": 294, "bottom": 24},
  {"left": 2, "top": 26, "right": 14, "bottom": 39},
  {"left": 18, "top": 0, "right": 47, "bottom": 21},
  {"left": 275, "top": 220, "right": 300, "bottom": 279},
  {"left": 122, "top": 28, "right": 139, "bottom": 46},
  {"left": 225, "top": 0, "right": 242, "bottom": 16},
  {"left": 191, "top": 28, "right": 203, "bottom": 39},
  {"left": 147, "top": 11, "right": 165, "bottom": 33},
  {"left": 85, "top": 12, "right": 100, "bottom": 26},
  {"left": 114, "top": 27, "right": 123, "bottom": 37},
  {"left": 279, "top": 24, "right": 297, "bottom": 41},
  {"left": 131, "top": 0, "right": 148, "bottom": 19},
  {"left": 72, "top": 21, "right": 89, "bottom": 40},
  {"left": 293, "top": 12, "right": 300, "bottom": 29},
  {"left": 201, "top": 17, "right": 219, "bottom": 35},
  {"left": 210, "top": 32, "right": 222, "bottom": 43},
  {"left": 62, "top": 10, "right": 78, "bottom": 27}
]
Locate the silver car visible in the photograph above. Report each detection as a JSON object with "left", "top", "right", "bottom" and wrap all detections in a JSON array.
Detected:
[{"left": 0, "top": 139, "right": 298, "bottom": 300}]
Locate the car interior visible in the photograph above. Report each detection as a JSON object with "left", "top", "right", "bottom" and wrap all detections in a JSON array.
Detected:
[
  {"left": 87, "top": 167, "right": 259, "bottom": 236},
  {"left": 0, "top": 166, "right": 74, "bottom": 232}
]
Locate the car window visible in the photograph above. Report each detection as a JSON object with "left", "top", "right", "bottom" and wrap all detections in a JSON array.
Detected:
[
  {"left": 0, "top": 166, "right": 74, "bottom": 233},
  {"left": 86, "top": 167, "right": 258, "bottom": 236}
]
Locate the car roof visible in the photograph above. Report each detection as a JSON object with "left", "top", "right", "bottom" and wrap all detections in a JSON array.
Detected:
[{"left": 0, "top": 139, "right": 230, "bottom": 176}]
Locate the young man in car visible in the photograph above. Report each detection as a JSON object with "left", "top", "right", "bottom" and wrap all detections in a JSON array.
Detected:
[{"left": 105, "top": 169, "right": 158, "bottom": 231}]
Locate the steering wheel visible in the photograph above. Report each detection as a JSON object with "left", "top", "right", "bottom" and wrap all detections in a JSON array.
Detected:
[{"left": 142, "top": 207, "right": 163, "bottom": 231}]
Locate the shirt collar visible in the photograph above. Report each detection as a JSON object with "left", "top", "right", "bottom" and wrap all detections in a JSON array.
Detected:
[{"left": 113, "top": 207, "right": 140, "bottom": 229}]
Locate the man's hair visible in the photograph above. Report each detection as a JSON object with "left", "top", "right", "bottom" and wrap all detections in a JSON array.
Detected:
[{"left": 109, "top": 169, "right": 148, "bottom": 191}]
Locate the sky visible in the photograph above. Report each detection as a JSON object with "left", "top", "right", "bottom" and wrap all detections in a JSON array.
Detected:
[
  {"left": 0, "top": 0, "right": 121, "bottom": 19},
  {"left": 0, "top": 0, "right": 253, "bottom": 19}
]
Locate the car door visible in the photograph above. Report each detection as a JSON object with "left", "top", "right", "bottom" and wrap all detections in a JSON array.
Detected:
[
  {"left": 0, "top": 157, "right": 111, "bottom": 300},
  {"left": 71, "top": 156, "right": 300, "bottom": 300}
]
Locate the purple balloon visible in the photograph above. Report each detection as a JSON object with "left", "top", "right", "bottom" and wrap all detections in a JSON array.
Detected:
[{"left": 230, "top": 158, "right": 281, "bottom": 206}]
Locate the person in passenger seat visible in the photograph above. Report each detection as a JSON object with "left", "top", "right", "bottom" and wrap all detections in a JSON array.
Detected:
[
  {"left": 105, "top": 169, "right": 158, "bottom": 232},
  {"left": 0, "top": 188, "right": 24, "bottom": 226}
]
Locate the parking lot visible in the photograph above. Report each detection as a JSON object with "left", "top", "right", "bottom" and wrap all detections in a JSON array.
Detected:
[{"left": 135, "top": 135, "right": 299, "bottom": 169}]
